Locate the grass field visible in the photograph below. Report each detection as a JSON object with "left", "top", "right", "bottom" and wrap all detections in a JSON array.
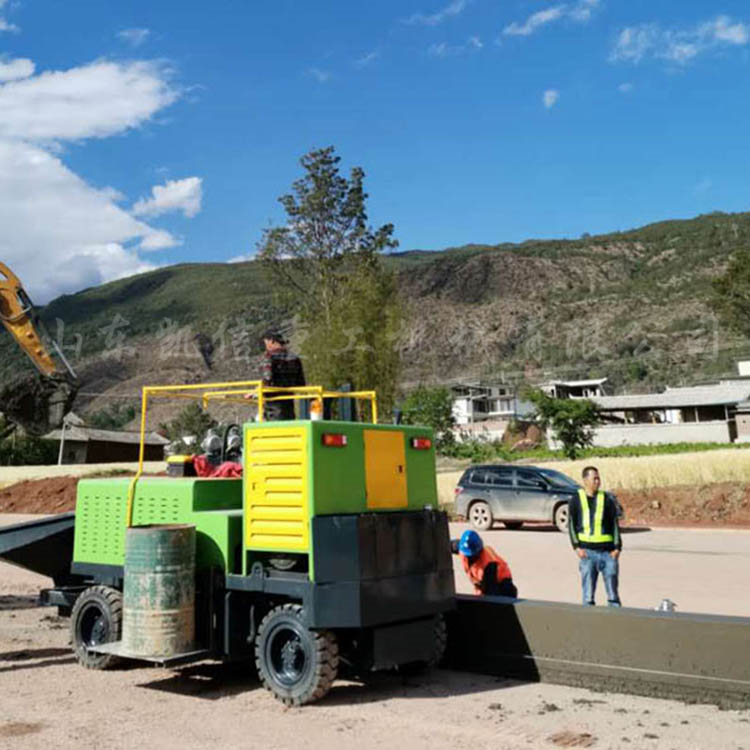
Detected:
[{"left": 436, "top": 448, "right": 750, "bottom": 507}]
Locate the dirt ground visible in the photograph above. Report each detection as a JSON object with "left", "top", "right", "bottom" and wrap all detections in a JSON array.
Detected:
[
  {"left": 1, "top": 563, "right": 748, "bottom": 750},
  {"left": 4, "top": 475, "right": 750, "bottom": 529}
]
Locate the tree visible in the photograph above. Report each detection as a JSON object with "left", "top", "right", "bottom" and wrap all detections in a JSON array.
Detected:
[
  {"left": 87, "top": 403, "right": 137, "bottom": 430},
  {"left": 711, "top": 248, "right": 750, "bottom": 337},
  {"left": 159, "top": 403, "right": 216, "bottom": 452},
  {"left": 524, "top": 387, "right": 600, "bottom": 459},
  {"left": 258, "top": 146, "right": 402, "bottom": 414},
  {"left": 400, "top": 386, "right": 456, "bottom": 452}
]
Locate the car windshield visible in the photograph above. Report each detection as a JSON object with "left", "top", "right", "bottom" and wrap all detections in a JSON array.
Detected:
[{"left": 538, "top": 468, "right": 579, "bottom": 490}]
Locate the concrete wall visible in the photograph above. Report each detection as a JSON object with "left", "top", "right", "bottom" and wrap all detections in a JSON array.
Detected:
[{"left": 587, "top": 421, "right": 732, "bottom": 447}]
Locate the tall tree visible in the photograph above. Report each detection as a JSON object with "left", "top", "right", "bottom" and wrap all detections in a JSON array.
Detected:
[
  {"left": 524, "top": 387, "right": 600, "bottom": 460},
  {"left": 258, "top": 147, "right": 402, "bottom": 413}
]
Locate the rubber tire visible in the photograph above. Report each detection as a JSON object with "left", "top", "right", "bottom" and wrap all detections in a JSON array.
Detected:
[
  {"left": 468, "top": 501, "right": 493, "bottom": 531},
  {"left": 503, "top": 521, "right": 524, "bottom": 530},
  {"left": 70, "top": 585, "right": 122, "bottom": 670},
  {"left": 398, "top": 614, "right": 448, "bottom": 675},
  {"left": 554, "top": 503, "right": 570, "bottom": 533},
  {"left": 255, "top": 603, "right": 339, "bottom": 706}
]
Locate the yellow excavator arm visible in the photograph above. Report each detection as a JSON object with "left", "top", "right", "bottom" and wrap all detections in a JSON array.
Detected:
[
  {"left": 0, "top": 263, "right": 63, "bottom": 377},
  {"left": 0, "top": 262, "right": 78, "bottom": 434}
]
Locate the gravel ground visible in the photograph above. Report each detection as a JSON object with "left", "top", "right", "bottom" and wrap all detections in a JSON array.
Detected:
[{"left": 1, "top": 517, "right": 749, "bottom": 749}]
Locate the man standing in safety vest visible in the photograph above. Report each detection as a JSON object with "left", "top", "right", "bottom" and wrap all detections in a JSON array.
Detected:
[{"left": 568, "top": 466, "right": 622, "bottom": 607}]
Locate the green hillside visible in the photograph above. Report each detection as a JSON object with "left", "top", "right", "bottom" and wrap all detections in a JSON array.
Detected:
[{"left": 2, "top": 210, "right": 749, "bottom": 415}]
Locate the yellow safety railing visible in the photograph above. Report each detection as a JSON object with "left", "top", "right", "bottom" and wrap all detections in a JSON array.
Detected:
[{"left": 125, "top": 380, "right": 378, "bottom": 526}]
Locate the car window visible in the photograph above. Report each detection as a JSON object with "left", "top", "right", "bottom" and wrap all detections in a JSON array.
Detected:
[
  {"left": 468, "top": 470, "right": 487, "bottom": 485},
  {"left": 485, "top": 467, "right": 514, "bottom": 487},
  {"left": 537, "top": 468, "right": 579, "bottom": 490},
  {"left": 516, "top": 469, "right": 545, "bottom": 490}
]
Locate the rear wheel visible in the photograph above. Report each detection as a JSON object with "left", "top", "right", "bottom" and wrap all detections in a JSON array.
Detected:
[
  {"left": 554, "top": 503, "right": 570, "bottom": 533},
  {"left": 70, "top": 585, "right": 122, "bottom": 670},
  {"left": 503, "top": 521, "right": 523, "bottom": 530},
  {"left": 468, "top": 501, "right": 493, "bottom": 531},
  {"left": 255, "top": 603, "right": 339, "bottom": 706},
  {"left": 398, "top": 614, "right": 448, "bottom": 675}
]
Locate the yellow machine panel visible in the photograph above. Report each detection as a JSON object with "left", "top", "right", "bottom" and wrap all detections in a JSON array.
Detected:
[
  {"left": 244, "top": 426, "right": 310, "bottom": 552},
  {"left": 364, "top": 429, "right": 408, "bottom": 509}
]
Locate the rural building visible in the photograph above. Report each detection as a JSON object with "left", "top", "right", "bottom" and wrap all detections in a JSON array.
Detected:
[
  {"left": 43, "top": 413, "right": 168, "bottom": 464},
  {"left": 587, "top": 380, "right": 750, "bottom": 446},
  {"left": 540, "top": 378, "right": 609, "bottom": 400},
  {"left": 451, "top": 383, "right": 534, "bottom": 441}
]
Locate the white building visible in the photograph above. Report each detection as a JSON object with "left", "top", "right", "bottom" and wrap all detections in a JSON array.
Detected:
[
  {"left": 587, "top": 380, "right": 750, "bottom": 446},
  {"left": 541, "top": 378, "right": 609, "bottom": 400},
  {"left": 451, "top": 383, "right": 518, "bottom": 426}
]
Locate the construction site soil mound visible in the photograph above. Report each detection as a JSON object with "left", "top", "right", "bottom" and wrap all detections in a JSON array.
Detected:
[
  {"left": 617, "top": 482, "right": 750, "bottom": 528},
  {"left": 0, "top": 476, "right": 79, "bottom": 513},
  {"left": 1, "top": 476, "right": 750, "bottom": 528}
]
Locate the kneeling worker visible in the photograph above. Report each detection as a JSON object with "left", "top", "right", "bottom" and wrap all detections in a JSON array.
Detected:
[{"left": 455, "top": 530, "right": 518, "bottom": 598}]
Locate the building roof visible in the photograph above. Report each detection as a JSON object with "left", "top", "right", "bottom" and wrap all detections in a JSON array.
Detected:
[
  {"left": 548, "top": 378, "right": 608, "bottom": 387},
  {"left": 44, "top": 424, "right": 168, "bottom": 446},
  {"left": 595, "top": 381, "right": 750, "bottom": 411}
]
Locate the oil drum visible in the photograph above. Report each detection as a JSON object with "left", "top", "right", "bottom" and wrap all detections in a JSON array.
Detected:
[{"left": 122, "top": 524, "right": 195, "bottom": 657}]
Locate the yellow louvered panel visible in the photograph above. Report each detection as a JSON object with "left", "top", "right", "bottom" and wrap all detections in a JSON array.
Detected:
[{"left": 245, "top": 426, "right": 309, "bottom": 552}]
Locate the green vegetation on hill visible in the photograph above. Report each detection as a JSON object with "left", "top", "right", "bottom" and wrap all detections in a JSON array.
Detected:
[{"left": 2, "top": 209, "right": 750, "bottom": 401}]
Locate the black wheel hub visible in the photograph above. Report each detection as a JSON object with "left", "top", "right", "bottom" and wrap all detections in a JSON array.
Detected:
[
  {"left": 267, "top": 625, "right": 310, "bottom": 687},
  {"left": 78, "top": 604, "right": 108, "bottom": 648}
]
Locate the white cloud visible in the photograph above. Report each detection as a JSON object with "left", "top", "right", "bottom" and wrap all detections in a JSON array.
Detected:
[
  {"left": 404, "top": 0, "right": 469, "bottom": 26},
  {"left": 503, "top": 0, "right": 600, "bottom": 37},
  {"left": 0, "top": 139, "right": 172, "bottom": 302},
  {"left": 504, "top": 6, "right": 566, "bottom": 37},
  {"left": 618, "top": 82, "right": 634, "bottom": 93},
  {"left": 611, "top": 15, "right": 750, "bottom": 65},
  {"left": 117, "top": 28, "right": 151, "bottom": 47},
  {"left": 0, "top": 56, "right": 183, "bottom": 301},
  {"left": 543, "top": 89, "right": 560, "bottom": 109},
  {"left": 0, "top": 58, "right": 34, "bottom": 82},
  {"left": 0, "top": 60, "right": 179, "bottom": 142},
  {"left": 227, "top": 253, "right": 254, "bottom": 264},
  {"left": 355, "top": 51, "right": 379, "bottom": 67},
  {"left": 308, "top": 67, "right": 330, "bottom": 83},
  {"left": 428, "top": 36, "right": 483, "bottom": 57},
  {"left": 0, "top": 0, "right": 18, "bottom": 33},
  {"left": 132, "top": 176, "right": 203, "bottom": 219}
]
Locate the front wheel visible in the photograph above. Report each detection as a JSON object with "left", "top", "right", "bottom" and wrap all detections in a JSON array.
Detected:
[
  {"left": 468, "top": 501, "right": 493, "bottom": 531},
  {"left": 554, "top": 503, "right": 570, "bottom": 533},
  {"left": 70, "top": 585, "right": 122, "bottom": 669},
  {"left": 255, "top": 603, "right": 339, "bottom": 706}
]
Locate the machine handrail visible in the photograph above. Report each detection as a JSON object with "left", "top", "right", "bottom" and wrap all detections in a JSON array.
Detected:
[{"left": 126, "top": 380, "right": 378, "bottom": 526}]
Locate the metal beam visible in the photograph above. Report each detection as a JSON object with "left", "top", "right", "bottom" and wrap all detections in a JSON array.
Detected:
[{"left": 446, "top": 596, "right": 750, "bottom": 709}]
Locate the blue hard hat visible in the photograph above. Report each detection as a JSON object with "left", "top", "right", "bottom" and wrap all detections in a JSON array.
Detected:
[{"left": 459, "top": 529, "right": 483, "bottom": 557}]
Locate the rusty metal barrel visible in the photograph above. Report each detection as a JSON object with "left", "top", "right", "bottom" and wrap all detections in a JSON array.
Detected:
[{"left": 122, "top": 524, "right": 195, "bottom": 657}]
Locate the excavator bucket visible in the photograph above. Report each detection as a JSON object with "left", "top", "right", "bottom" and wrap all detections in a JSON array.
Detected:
[{"left": 0, "top": 373, "right": 77, "bottom": 436}]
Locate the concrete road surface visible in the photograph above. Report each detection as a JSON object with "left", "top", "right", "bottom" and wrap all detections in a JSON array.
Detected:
[
  {"left": 1, "top": 514, "right": 749, "bottom": 749},
  {"left": 451, "top": 521, "right": 750, "bottom": 617}
]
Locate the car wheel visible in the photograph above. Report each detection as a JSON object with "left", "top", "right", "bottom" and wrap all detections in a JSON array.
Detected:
[
  {"left": 554, "top": 503, "right": 569, "bottom": 533},
  {"left": 468, "top": 501, "right": 493, "bottom": 531},
  {"left": 503, "top": 521, "right": 523, "bottom": 530}
]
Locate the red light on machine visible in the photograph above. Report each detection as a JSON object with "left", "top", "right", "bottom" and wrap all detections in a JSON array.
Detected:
[
  {"left": 322, "top": 433, "right": 348, "bottom": 447},
  {"left": 410, "top": 437, "right": 432, "bottom": 450}
]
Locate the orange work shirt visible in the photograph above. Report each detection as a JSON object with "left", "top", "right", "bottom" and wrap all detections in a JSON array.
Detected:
[{"left": 461, "top": 546, "right": 513, "bottom": 594}]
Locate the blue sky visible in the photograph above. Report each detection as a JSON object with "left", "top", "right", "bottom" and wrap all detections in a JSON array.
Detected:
[{"left": 1, "top": 0, "right": 750, "bottom": 300}]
